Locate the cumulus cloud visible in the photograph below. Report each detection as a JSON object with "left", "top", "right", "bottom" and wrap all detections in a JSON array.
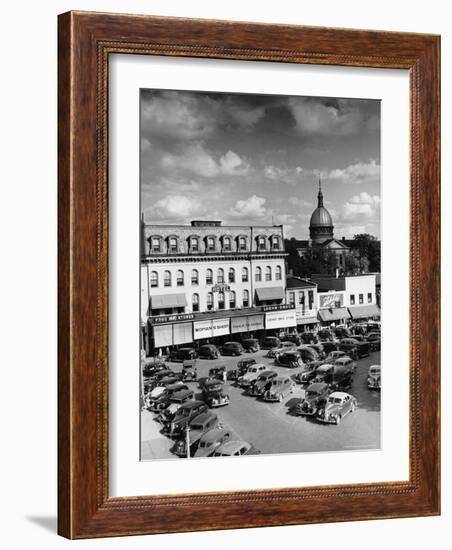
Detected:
[
  {"left": 326, "top": 160, "right": 380, "bottom": 185},
  {"left": 343, "top": 192, "right": 381, "bottom": 218},
  {"left": 228, "top": 195, "right": 267, "bottom": 219},
  {"left": 146, "top": 195, "right": 205, "bottom": 222}
]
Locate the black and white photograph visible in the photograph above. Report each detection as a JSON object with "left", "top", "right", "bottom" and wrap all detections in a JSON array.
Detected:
[{"left": 140, "top": 89, "right": 382, "bottom": 460}]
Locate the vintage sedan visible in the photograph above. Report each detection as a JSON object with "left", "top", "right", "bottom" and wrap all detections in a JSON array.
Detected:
[
  {"left": 296, "top": 346, "right": 319, "bottom": 364},
  {"left": 317, "top": 392, "right": 357, "bottom": 424},
  {"left": 228, "top": 357, "right": 257, "bottom": 381},
  {"left": 248, "top": 370, "right": 278, "bottom": 396},
  {"left": 266, "top": 341, "right": 296, "bottom": 359},
  {"left": 260, "top": 336, "right": 281, "bottom": 350},
  {"left": 202, "top": 379, "right": 230, "bottom": 408},
  {"left": 149, "top": 382, "right": 189, "bottom": 411},
  {"left": 325, "top": 350, "right": 348, "bottom": 363},
  {"left": 339, "top": 338, "right": 370, "bottom": 358},
  {"left": 317, "top": 329, "right": 335, "bottom": 342},
  {"left": 263, "top": 376, "right": 295, "bottom": 402},
  {"left": 162, "top": 400, "right": 208, "bottom": 437},
  {"left": 197, "top": 344, "right": 220, "bottom": 360},
  {"left": 241, "top": 338, "right": 260, "bottom": 353},
  {"left": 366, "top": 331, "right": 381, "bottom": 351},
  {"left": 194, "top": 426, "right": 232, "bottom": 458},
  {"left": 238, "top": 363, "right": 267, "bottom": 388},
  {"left": 276, "top": 350, "right": 304, "bottom": 368},
  {"left": 212, "top": 440, "right": 261, "bottom": 457},
  {"left": 181, "top": 360, "right": 197, "bottom": 382},
  {"left": 156, "top": 389, "right": 195, "bottom": 424},
  {"left": 294, "top": 362, "right": 322, "bottom": 385},
  {"left": 221, "top": 341, "right": 244, "bottom": 356},
  {"left": 168, "top": 347, "right": 198, "bottom": 362},
  {"left": 172, "top": 412, "right": 219, "bottom": 457},
  {"left": 367, "top": 364, "right": 381, "bottom": 389},
  {"left": 291, "top": 382, "right": 330, "bottom": 416},
  {"left": 142, "top": 360, "right": 166, "bottom": 378}
]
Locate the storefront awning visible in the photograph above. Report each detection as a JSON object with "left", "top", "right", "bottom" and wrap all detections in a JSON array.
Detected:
[
  {"left": 150, "top": 293, "right": 187, "bottom": 309},
  {"left": 297, "top": 316, "right": 319, "bottom": 325},
  {"left": 255, "top": 286, "right": 285, "bottom": 301},
  {"left": 318, "top": 307, "right": 350, "bottom": 323},
  {"left": 348, "top": 304, "right": 381, "bottom": 319}
]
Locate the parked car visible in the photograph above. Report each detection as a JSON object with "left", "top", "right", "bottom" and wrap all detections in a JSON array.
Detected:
[
  {"left": 367, "top": 364, "right": 381, "bottom": 389},
  {"left": 260, "top": 336, "right": 281, "bottom": 350},
  {"left": 339, "top": 337, "right": 370, "bottom": 358},
  {"left": 367, "top": 322, "right": 381, "bottom": 332},
  {"left": 300, "top": 331, "right": 318, "bottom": 344},
  {"left": 162, "top": 400, "right": 208, "bottom": 437},
  {"left": 277, "top": 350, "right": 304, "bottom": 369},
  {"left": 207, "top": 366, "right": 227, "bottom": 382},
  {"left": 294, "top": 362, "right": 322, "bottom": 385},
  {"left": 168, "top": 347, "right": 198, "bottom": 362},
  {"left": 212, "top": 440, "right": 261, "bottom": 457},
  {"left": 202, "top": 379, "right": 230, "bottom": 408},
  {"left": 149, "top": 382, "right": 189, "bottom": 411},
  {"left": 317, "top": 329, "right": 335, "bottom": 342},
  {"left": 238, "top": 363, "right": 268, "bottom": 388},
  {"left": 263, "top": 376, "right": 295, "bottom": 402},
  {"left": 172, "top": 412, "right": 219, "bottom": 457},
  {"left": 248, "top": 370, "right": 278, "bottom": 396},
  {"left": 291, "top": 382, "right": 330, "bottom": 416},
  {"left": 143, "top": 368, "right": 175, "bottom": 393},
  {"left": 351, "top": 323, "right": 368, "bottom": 336},
  {"left": 366, "top": 331, "right": 381, "bottom": 351},
  {"left": 325, "top": 350, "right": 348, "bottom": 363},
  {"left": 317, "top": 392, "right": 357, "bottom": 424},
  {"left": 297, "top": 346, "right": 319, "bottom": 364},
  {"left": 181, "top": 360, "right": 197, "bottom": 382},
  {"left": 221, "top": 341, "right": 244, "bottom": 356},
  {"left": 312, "top": 361, "right": 354, "bottom": 390},
  {"left": 156, "top": 389, "right": 195, "bottom": 423},
  {"left": 280, "top": 333, "right": 302, "bottom": 346},
  {"left": 306, "top": 343, "right": 325, "bottom": 358},
  {"left": 321, "top": 341, "right": 339, "bottom": 355},
  {"left": 142, "top": 360, "right": 166, "bottom": 378},
  {"left": 194, "top": 426, "right": 232, "bottom": 458},
  {"left": 334, "top": 356, "right": 356, "bottom": 373},
  {"left": 197, "top": 344, "right": 220, "bottom": 359},
  {"left": 241, "top": 338, "right": 260, "bottom": 353},
  {"left": 266, "top": 341, "right": 296, "bottom": 359},
  {"left": 228, "top": 357, "right": 257, "bottom": 381},
  {"left": 334, "top": 326, "right": 352, "bottom": 339}
]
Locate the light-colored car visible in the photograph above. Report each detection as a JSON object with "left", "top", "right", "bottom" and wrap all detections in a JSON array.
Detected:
[
  {"left": 238, "top": 363, "right": 267, "bottom": 387},
  {"left": 263, "top": 376, "right": 295, "bottom": 402},
  {"left": 317, "top": 392, "right": 357, "bottom": 424},
  {"left": 212, "top": 440, "right": 261, "bottom": 457},
  {"left": 367, "top": 364, "right": 381, "bottom": 389},
  {"left": 194, "top": 426, "right": 232, "bottom": 458},
  {"left": 266, "top": 341, "right": 296, "bottom": 359}
]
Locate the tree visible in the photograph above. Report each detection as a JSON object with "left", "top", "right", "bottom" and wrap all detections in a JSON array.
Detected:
[{"left": 349, "top": 233, "right": 381, "bottom": 272}]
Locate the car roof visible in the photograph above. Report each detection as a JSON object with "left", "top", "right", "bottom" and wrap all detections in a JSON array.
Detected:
[
  {"left": 328, "top": 391, "right": 350, "bottom": 399},
  {"left": 273, "top": 376, "right": 290, "bottom": 383},
  {"left": 259, "top": 370, "right": 276, "bottom": 376},
  {"left": 369, "top": 364, "right": 381, "bottom": 370},
  {"left": 224, "top": 341, "right": 240, "bottom": 345},
  {"left": 199, "top": 426, "right": 229, "bottom": 443},
  {"left": 191, "top": 411, "right": 217, "bottom": 424},
  {"left": 216, "top": 440, "right": 250, "bottom": 453},
  {"left": 307, "top": 382, "right": 328, "bottom": 391},
  {"left": 179, "top": 347, "right": 195, "bottom": 351},
  {"left": 180, "top": 400, "right": 205, "bottom": 409},
  {"left": 204, "top": 379, "right": 223, "bottom": 387},
  {"left": 316, "top": 363, "right": 334, "bottom": 371},
  {"left": 200, "top": 344, "right": 216, "bottom": 349}
]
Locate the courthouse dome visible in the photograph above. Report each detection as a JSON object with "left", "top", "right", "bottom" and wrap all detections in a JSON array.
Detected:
[
  {"left": 309, "top": 178, "right": 334, "bottom": 243},
  {"left": 310, "top": 205, "right": 333, "bottom": 227}
]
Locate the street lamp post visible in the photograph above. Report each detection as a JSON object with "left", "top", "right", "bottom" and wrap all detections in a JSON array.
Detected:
[{"left": 186, "top": 425, "right": 191, "bottom": 459}]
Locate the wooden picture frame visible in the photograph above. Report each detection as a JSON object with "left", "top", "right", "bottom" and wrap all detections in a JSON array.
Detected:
[{"left": 58, "top": 11, "right": 440, "bottom": 539}]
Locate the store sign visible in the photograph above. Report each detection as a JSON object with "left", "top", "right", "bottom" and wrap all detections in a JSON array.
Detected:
[
  {"left": 319, "top": 293, "right": 343, "bottom": 309},
  {"left": 230, "top": 314, "right": 265, "bottom": 334},
  {"left": 193, "top": 318, "right": 230, "bottom": 340},
  {"left": 261, "top": 304, "right": 295, "bottom": 312},
  {"left": 265, "top": 310, "right": 297, "bottom": 330},
  {"left": 212, "top": 284, "right": 231, "bottom": 293},
  {"left": 150, "top": 313, "right": 194, "bottom": 325}
]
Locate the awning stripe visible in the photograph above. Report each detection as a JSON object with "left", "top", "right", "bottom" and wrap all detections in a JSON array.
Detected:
[
  {"left": 318, "top": 307, "right": 350, "bottom": 322},
  {"left": 348, "top": 304, "right": 381, "bottom": 319},
  {"left": 255, "top": 286, "right": 285, "bottom": 301},
  {"left": 150, "top": 293, "right": 187, "bottom": 309}
]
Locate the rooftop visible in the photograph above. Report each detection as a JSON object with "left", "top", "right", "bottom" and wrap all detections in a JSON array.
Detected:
[{"left": 286, "top": 276, "right": 317, "bottom": 289}]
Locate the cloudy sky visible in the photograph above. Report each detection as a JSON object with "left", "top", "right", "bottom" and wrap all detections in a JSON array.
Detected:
[{"left": 141, "top": 89, "right": 380, "bottom": 239}]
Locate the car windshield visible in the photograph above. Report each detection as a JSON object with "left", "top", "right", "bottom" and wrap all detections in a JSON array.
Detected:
[
  {"left": 249, "top": 367, "right": 258, "bottom": 373},
  {"left": 199, "top": 441, "right": 211, "bottom": 448},
  {"left": 306, "top": 391, "right": 319, "bottom": 398},
  {"left": 328, "top": 397, "right": 343, "bottom": 404},
  {"left": 190, "top": 424, "right": 204, "bottom": 431}
]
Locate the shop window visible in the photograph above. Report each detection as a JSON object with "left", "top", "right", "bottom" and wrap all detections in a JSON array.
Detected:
[
  {"left": 255, "top": 266, "right": 262, "bottom": 282},
  {"left": 217, "top": 268, "right": 224, "bottom": 283},
  {"left": 191, "top": 269, "right": 199, "bottom": 285},
  {"left": 176, "top": 270, "right": 184, "bottom": 287},
  {"left": 228, "top": 267, "right": 235, "bottom": 283},
  {"left": 207, "top": 292, "right": 213, "bottom": 311},
  {"left": 164, "top": 270, "right": 171, "bottom": 287},
  {"left": 359, "top": 294, "right": 364, "bottom": 304},
  {"left": 230, "top": 290, "right": 236, "bottom": 309},
  {"left": 275, "top": 265, "right": 282, "bottom": 280},
  {"left": 192, "top": 293, "right": 199, "bottom": 312},
  {"left": 242, "top": 267, "right": 248, "bottom": 282},
  {"left": 350, "top": 294, "right": 355, "bottom": 305},
  {"left": 265, "top": 266, "right": 272, "bottom": 281},
  {"left": 218, "top": 292, "right": 225, "bottom": 310},
  {"left": 367, "top": 292, "right": 372, "bottom": 303},
  {"left": 243, "top": 289, "right": 249, "bottom": 307},
  {"left": 150, "top": 271, "right": 158, "bottom": 288},
  {"left": 206, "top": 269, "right": 213, "bottom": 285}
]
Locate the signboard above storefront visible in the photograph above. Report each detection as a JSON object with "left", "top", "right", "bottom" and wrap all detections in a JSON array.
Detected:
[
  {"left": 261, "top": 304, "right": 295, "bottom": 312},
  {"left": 150, "top": 313, "right": 195, "bottom": 325},
  {"left": 193, "top": 318, "right": 230, "bottom": 340},
  {"left": 265, "top": 309, "right": 297, "bottom": 330},
  {"left": 319, "top": 293, "right": 344, "bottom": 309}
]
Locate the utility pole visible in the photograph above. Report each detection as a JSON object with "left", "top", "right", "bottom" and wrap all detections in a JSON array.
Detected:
[{"left": 186, "top": 425, "right": 191, "bottom": 459}]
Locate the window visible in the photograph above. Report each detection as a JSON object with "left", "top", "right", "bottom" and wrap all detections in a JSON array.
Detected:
[
  {"left": 206, "top": 268, "right": 213, "bottom": 285},
  {"left": 207, "top": 292, "right": 213, "bottom": 311},
  {"left": 192, "top": 293, "right": 199, "bottom": 312},
  {"left": 217, "top": 268, "right": 224, "bottom": 283},
  {"left": 150, "top": 236, "right": 161, "bottom": 253},
  {"left": 230, "top": 290, "right": 236, "bottom": 308},
  {"left": 223, "top": 237, "right": 231, "bottom": 251},
  {"left": 150, "top": 271, "right": 158, "bottom": 288},
  {"left": 339, "top": 254, "right": 343, "bottom": 265},
  {"left": 243, "top": 289, "right": 249, "bottom": 307},
  {"left": 242, "top": 267, "right": 248, "bottom": 282},
  {"left": 258, "top": 236, "right": 266, "bottom": 251},
  {"left": 206, "top": 236, "right": 215, "bottom": 252},
  {"left": 275, "top": 265, "right": 282, "bottom": 280},
  {"left": 168, "top": 237, "right": 178, "bottom": 253},
  {"left": 272, "top": 236, "right": 280, "bottom": 250},
  {"left": 228, "top": 267, "right": 235, "bottom": 283},
  {"left": 265, "top": 266, "right": 272, "bottom": 281},
  {"left": 299, "top": 291, "right": 305, "bottom": 314},
  {"left": 238, "top": 236, "right": 246, "bottom": 251},
  {"left": 359, "top": 294, "right": 364, "bottom": 304},
  {"left": 350, "top": 294, "right": 355, "bottom": 305},
  {"left": 289, "top": 292, "right": 295, "bottom": 306},
  {"left": 176, "top": 270, "right": 184, "bottom": 286},
  {"left": 164, "top": 270, "right": 171, "bottom": 287},
  {"left": 191, "top": 269, "right": 199, "bottom": 285},
  {"left": 189, "top": 236, "right": 199, "bottom": 252},
  {"left": 367, "top": 292, "right": 372, "bottom": 303},
  {"left": 218, "top": 292, "right": 225, "bottom": 310},
  {"left": 255, "top": 266, "right": 262, "bottom": 282},
  {"left": 308, "top": 290, "right": 314, "bottom": 309}
]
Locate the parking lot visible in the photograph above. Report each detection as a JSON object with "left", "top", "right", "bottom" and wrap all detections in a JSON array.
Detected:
[{"left": 141, "top": 348, "right": 381, "bottom": 460}]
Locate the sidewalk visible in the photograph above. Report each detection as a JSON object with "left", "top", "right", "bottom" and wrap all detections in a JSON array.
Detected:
[{"left": 140, "top": 408, "right": 174, "bottom": 460}]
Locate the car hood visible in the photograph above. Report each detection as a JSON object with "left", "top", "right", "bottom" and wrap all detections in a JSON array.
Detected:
[
  {"left": 324, "top": 403, "right": 341, "bottom": 415},
  {"left": 242, "top": 372, "right": 259, "bottom": 380}
]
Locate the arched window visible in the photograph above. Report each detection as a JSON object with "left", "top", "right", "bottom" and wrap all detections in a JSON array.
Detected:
[
  {"left": 242, "top": 267, "right": 249, "bottom": 282},
  {"left": 191, "top": 269, "right": 199, "bottom": 285},
  {"left": 164, "top": 270, "right": 171, "bottom": 287},
  {"left": 189, "top": 236, "right": 199, "bottom": 253},
  {"left": 223, "top": 237, "right": 232, "bottom": 252},
  {"left": 238, "top": 236, "right": 247, "bottom": 251},
  {"left": 265, "top": 266, "right": 272, "bottom": 281},
  {"left": 150, "top": 236, "right": 162, "bottom": 253},
  {"left": 168, "top": 236, "right": 178, "bottom": 253},
  {"left": 217, "top": 268, "right": 224, "bottom": 284},
  {"left": 150, "top": 271, "right": 158, "bottom": 288},
  {"left": 257, "top": 235, "right": 266, "bottom": 251},
  {"left": 271, "top": 235, "right": 280, "bottom": 250},
  {"left": 207, "top": 292, "right": 214, "bottom": 311},
  {"left": 176, "top": 270, "right": 184, "bottom": 287},
  {"left": 275, "top": 265, "right": 282, "bottom": 280},
  {"left": 206, "top": 268, "right": 213, "bottom": 285},
  {"left": 206, "top": 236, "right": 216, "bottom": 252},
  {"left": 218, "top": 292, "right": 225, "bottom": 310},
  {"left": 192, "top": 293, "right": 199, "bottom": 312},
  {"left": 229, "top": 290, "right": 236, "bottom": 309},
  {"left": 243, "top": 289, "right": 250, "bottom": 307},
  {"left": 228, "top": 267, "right": 235, "bottom": 283},
  {"left": 255, "top": 266, "right": 262, "bottom": 282}
]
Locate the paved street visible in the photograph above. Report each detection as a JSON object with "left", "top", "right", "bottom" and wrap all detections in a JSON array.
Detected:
[{"left": 141, "top": 349, "right": 380, "bottom": 460}]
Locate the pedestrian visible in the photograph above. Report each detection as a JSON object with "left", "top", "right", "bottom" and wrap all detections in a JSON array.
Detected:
[{"left": 222, "top": 368, "right": 227, "bottom": 384}]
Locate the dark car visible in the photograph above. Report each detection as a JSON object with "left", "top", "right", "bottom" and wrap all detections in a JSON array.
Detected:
[
  {"left": 248, "top": 370, "right": 278, "bottom": 396},
  {"left": 172, "top": 412, "right": 219, "bottom": 457},
  {"left": 280, "top": 333, "right": 302, "bottom": 346},
  {"left": 351, "top": 324, "right": 368, "bottom": 336},
  {"left": 313, "top": 361, "right": 354, "bottom": 390},
  {"left": 142, "top": 360, "right": 166, "bottom": 378},
  {"left": 291, "top": 382, "right": 330, "bottom": 416},
  {"left": 197, "top": 344, "right": 220, "bottom": 359},
  {"left": 260, "top": 336, "right": 281, "bottom": 350},
  {"left": 339, "top": 337, "right": 370, "bottom": 358},
  {"left": 241, "top": 338, "right": 260, "bottom": 353},
  {"left": 221, "top": 341, "right": 244, "bottom": 356},
  {"left": 294, "top": 362, "right": 322, "bottom": 385},
  {"left": 194, "top": 426, "right": 232, "bottom": 458},
  {"left": 228, "top": 357, "right": 257, "bottom": 380},
  {"left": 334, "top": 326, "right": 352, "bottom": 339},
  {"left": 168, "top": 347, "right": 198, "bottom": 362},
  {"left": 297, "top": 346, "right": 319, "bottom": 364},
  {"left": 317, "top": 329, "right": 335, "bottom": 342},
  {"left": 156, "top": 389, "right": 195, "bottom": 424},
  {"left": 150, "top": 382, "right": 190, "bottom": 412},
  {"left": 143, "top": 368, "right": 174, "bottom": 392},
  {"left": 320, "top": 341, "right": 338, "bottom": 355},
  {"left": 300, "top": 331, "right": 318, "bottom": 344},
  {"left": 306, "top": 343, "right": 325, "bottom": 358},
  {"left": 181, "top": 360, "right": 197, "bottom": 382},
  {"left": 202, "top": 379, "right": 230, "bottom": 408},
  {"left": 263, "top": 376, "right": 295, "bottom": 402},
  {"left": 277, "top": 350, "right": 304, "bottom": 369},
  {"left": 212, "top": 440, "right": 261, "bottom": 457},
  {"left": 366, "top": 331, "right": 381, "bottom": 351},
  {"left": 162, "top": 400, "right": 208, "bottom": 437}
]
